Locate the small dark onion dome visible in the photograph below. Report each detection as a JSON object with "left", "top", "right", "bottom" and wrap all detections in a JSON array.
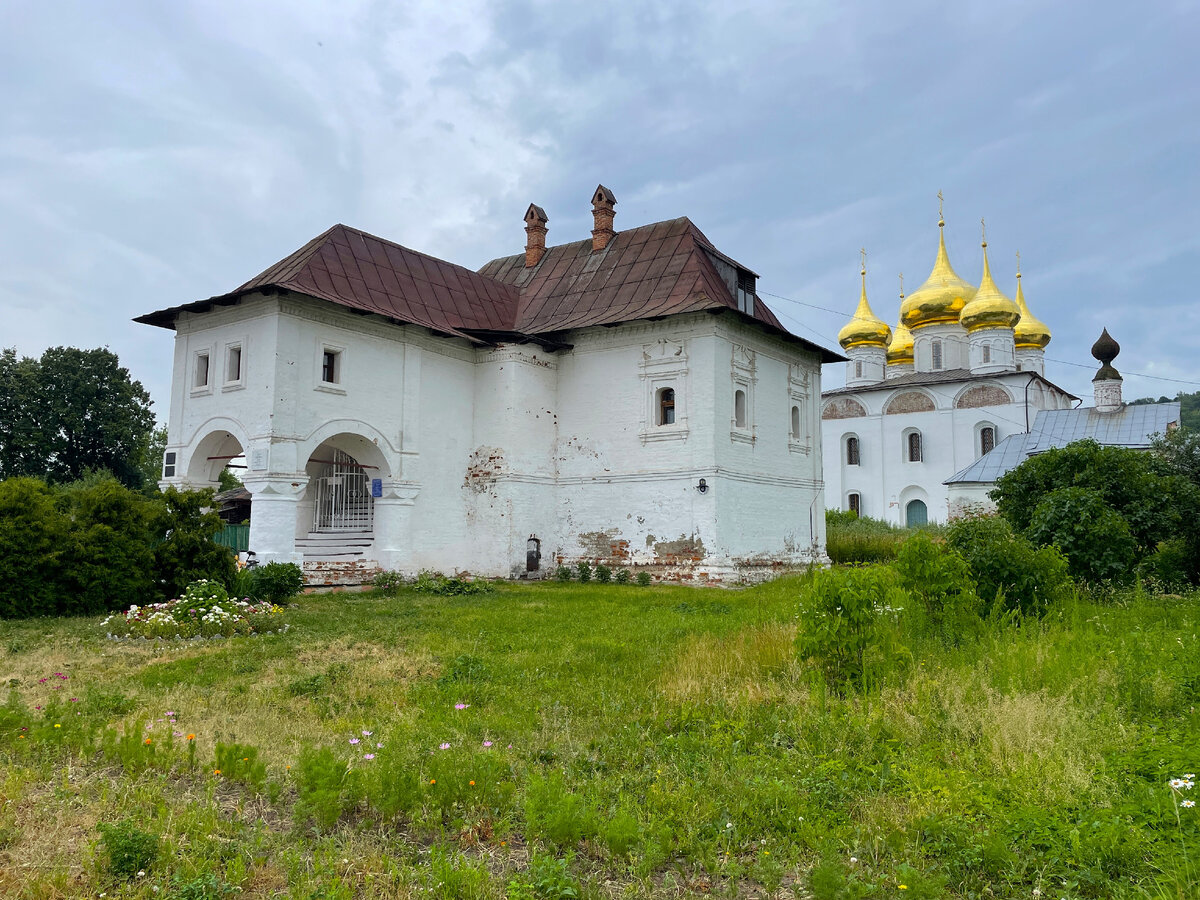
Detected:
[{"left": 1091, "top": 328, "right": 1121, "bottom": 380}]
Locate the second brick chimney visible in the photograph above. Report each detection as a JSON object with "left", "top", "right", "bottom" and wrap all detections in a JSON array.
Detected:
[
  {"left": 524, "top": 204, "right": 548, "bottom": 267},
  {"left": 591, "top": 184, "right": 616, "bottom": 252}
]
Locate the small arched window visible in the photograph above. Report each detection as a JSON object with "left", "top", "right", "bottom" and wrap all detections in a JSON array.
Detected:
[
  {"left": 848, "top": 492, "right": 861, "bottom": 516},
  {"left": 658, "top": 387, "right": 675, "bottom": 426},
  {"left": 981, "top": 345, "right": 991, "bottom": 364},
  {"left": 980, "top": 425, "right": 995, "bottom": 456},
  {"left": 734, "top": 389, "right": 747, "bottom": 428},
  {"left": 907, "top": 431, "right": 923, "bottom": 462},
  {"left": 791, "top": 405, "right": 801, "bottom": 438},
  {"left": 846, "top": 436, "right": 860, "bottom": 466},
  {"left": 931, "top": 340, "right": 943, "bottom": 370}
]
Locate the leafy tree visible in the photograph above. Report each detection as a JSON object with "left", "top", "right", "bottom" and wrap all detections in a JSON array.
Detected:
[
  {"left": 1026, "top": 487, "right": 1136, "bottom": 582},
  {"left": 0, "top": 478, "right": 70, "bottom": 618},
  {"left": 946, "top": 515, "right": 1072, "bottom": 617},
  {"left": 135, "top": 424, "right": 168, "bottom": 495},
  {"left": 152, "top": 487, "right": 237, "bottom": 600},
  {"left": 1131, "top": 390, "right": 1199, "bottom": 430},
  {"left": 0, "top": 347, "right": 155, "bottom": 489}
]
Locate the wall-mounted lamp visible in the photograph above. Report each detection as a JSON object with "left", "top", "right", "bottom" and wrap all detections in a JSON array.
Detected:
[{"left": 696, "top": 478, "right": 708, "bottom": 494}]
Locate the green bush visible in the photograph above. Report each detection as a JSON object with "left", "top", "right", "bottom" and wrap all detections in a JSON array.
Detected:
[
  {"left": 613, "top": 568, "right": 630, "bottom": 584},
  {"left": 636, "top": 571, "right": 651, "bottom": 586},
  {"left": 412, "top": 571, "right": 495, "bottom": 596},
  {"left": 294, "top": 745, "right": 361, "bottom": 831},
  {"left": 576, "top": 562, "right": 591, "bottom": 583},
  {"left": 947, "top": 514, "right": 1071, "bottom": 617},
  {"left": 213, "top": 740, "right": 267, "bottom": 790},
  {"left": 1027, "top": 487, "right": 1137, "bottom": 582},
  {"left": 0, "top": 477, "right": 69, "bottom": 618},
  {"left": 594, "top": 564, "right": 612, "bottom": 583},
  {"left": 893, "top": 531, "right": 981, "bottom": 640},
  {"left": 247, "top": 561, "right": 305, "bottom": 604},
  {"left": 154, "top": 487, "right": 237, "bottom": 601},
  {"left": 1138, "top": 539, "right": 1192, "bottom": 590},
  {"left": 795, "top": 565, "right": 908, "bottom": 690},
  {"left": 168, "top": 873, "right": 238, "bottom": 900},
  {"left": 371, "top": 570, "right": 407, "bottom": 595},
  {"left": 555, "top": 565, "right": 572, "bottom": 582},
  {"left": 96, "top": 819, "right": 159, "bottom": 879}
]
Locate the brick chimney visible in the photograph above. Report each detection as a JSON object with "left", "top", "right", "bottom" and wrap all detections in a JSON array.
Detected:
[
  {"left": 591, "top": 184, "right": 616, "bottom": 252},
  {"left": 524, "top": 204, "right": 548, "bottom": 267}
]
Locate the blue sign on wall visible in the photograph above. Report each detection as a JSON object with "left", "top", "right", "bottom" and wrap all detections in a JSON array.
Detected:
[{"left": 370, "top": 478, "right": 382, "bottom": 498}]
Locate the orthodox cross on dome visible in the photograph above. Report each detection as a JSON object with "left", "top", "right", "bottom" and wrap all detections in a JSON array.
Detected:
[
  {"left": 1015, "top": 249, "right": 1021, "bottom": 278},
  {"left": 860, "top": 247, "right": 867, "bottom": 275},
  {"left": 980, "top": 217, "right": 987, "bottom": 248},
  {"left": 937, "top": 190, "right": 945, "bottom": 226},
  {"left": 898, "top": 272, "right": 904, "bottom": 300}
]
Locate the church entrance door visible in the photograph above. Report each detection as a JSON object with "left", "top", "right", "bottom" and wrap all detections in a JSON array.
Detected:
[
  {"left": 311, "top": 448, "right": 374, "bottom": 532},
  {"left": 905, "top": 499, "right": 928, "bottom": 527}
]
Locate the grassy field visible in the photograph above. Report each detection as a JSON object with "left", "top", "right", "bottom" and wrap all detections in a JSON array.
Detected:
[{"left": 1, "top": 578, "right": 1197, "bottom": 899}]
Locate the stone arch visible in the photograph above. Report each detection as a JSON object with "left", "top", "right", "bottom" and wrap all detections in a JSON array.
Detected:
[
  {"left": 298, "top": 419, "right": 397, "bottom": 480},
  {"left": 884, "top": 390, "right": 935, "bottom": 415},
  {"left": 183, "top": 419, "right": 250, "bottom": 486},
  {"left": 822, "top": 397, "right": 867, "bottom": 419},
  {"left": 955, "top": 383, "right": 1013, "bottom": 409}
]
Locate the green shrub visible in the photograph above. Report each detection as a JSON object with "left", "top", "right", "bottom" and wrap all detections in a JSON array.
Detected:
[
  {"left": 1026, "top": 487, "right": 1137, "bottom": 582},
  {"left": 594, "top": 564, "right": 612, "bottom": 583},
  {"left": 613, "top": 569, "right": 630, "bottom": 584},
  {"left": 521, "top": 853, "right": 581, "bottom": 900},
  {"left": 555, "top": 565, "right": 572, "bottom": 582},
  {"left": 893, "top": 531, "right": 981, "bottom": 640},
  {"left": 525, "top": 773, "right": 595, "bottom": 850},
  {"left": 824, "top": 510, "right": 909, "bottom": 564},
  {"left": 636, "top": 571, "right": 651, "bottom": 586},
  {"left": 214, "top": 741, "right": 267, "bottom": 790},
  {"left": 247, "top": 561, "right": 305, "bottom": 604},
  {"left": 1138, "top": 539, "right": 1191, "bottom": 590},
  {"left": 168, "top": 873, "right": 238, "bottom": 900},
  {"left": 154, "top": 487, "right": 237, "bottom": 601},
  {"left": 600, "top": 808, "right": 640, "bottom": 856},
  {"left": 947, "top": 514, "right": 1071, "bottom": 617},
  {"left": 576, "top": 562, "right": 591, "bottom": 583},
  {"left": 96, "top": 819, "right": 159, "bottom": 879},
  {"left": 412, "top": 571, "right": 495, "bottom": 596},
  {"left": 795, "top": 564, "right": 908, "bottom": 690},
  {"left": 424, "top": 847, "right": 492, "bottom": 900},
  {"left": 0, "top": 477, "right": 69, "bottom": 618},
  {"left": 371, "top": 570, "right": 407, "bottom": 595}
]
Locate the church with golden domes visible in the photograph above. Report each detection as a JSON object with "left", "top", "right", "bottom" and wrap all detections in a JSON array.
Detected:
[{"left": 821, "top": 207, "right": 1076, "bottom": 526}]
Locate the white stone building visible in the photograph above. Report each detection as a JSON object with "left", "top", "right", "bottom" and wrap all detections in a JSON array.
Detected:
[
  {"left": 821, "top": 217, "right": 1077, "bottom": 526},
  {"left": 138, "top": 186, "right": 841, "bottom": 583}
]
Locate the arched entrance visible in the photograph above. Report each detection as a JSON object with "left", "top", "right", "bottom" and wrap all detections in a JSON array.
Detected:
[
  {"left": 905, "top": 499, "right": 928, "bottom": 527},
  {"left": 186, "top": 429, "right": 245, "bottom": 486},
  {"left": 310, "top": 447, "right": 374, "bottom": 532}
]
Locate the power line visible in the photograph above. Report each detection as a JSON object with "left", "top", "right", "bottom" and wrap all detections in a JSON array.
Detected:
[{"left": 759, "top": 289, "right": 1200, "bottom": 389}]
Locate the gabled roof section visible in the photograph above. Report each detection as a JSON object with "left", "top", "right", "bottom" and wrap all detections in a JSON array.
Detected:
[
  {"left": 135, "top": 224, "right": 519, "bottom": 341},
  {"left": 479, "top": 216, "right": 841, "bottom": 361}
]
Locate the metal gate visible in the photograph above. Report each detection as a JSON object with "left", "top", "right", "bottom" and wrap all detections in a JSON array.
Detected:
[{"left": 311, "top": 448, "right": 374, "bottom": 532}]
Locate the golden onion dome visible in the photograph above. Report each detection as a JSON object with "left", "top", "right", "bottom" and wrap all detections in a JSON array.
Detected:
[
  {"left": 1013, "top": 269, "right": 1052, "bottom": 349},
  {"left": 959, "top": 233, "right": 1020, "bottom": 333},
  {"left": 900, "top": 218, "right": 977, "bottom": 329},
  {"left": 887, "top": 319, "right": 914, "bottom": 365},
  {"left": 837, "top": 264, "right": 892, "bottom": 350}
]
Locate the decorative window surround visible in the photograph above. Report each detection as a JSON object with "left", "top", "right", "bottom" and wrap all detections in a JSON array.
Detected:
[
  {"left": 191, "top": 348, "right": 213, "bottom": 396},
  {"left": 639, "top": 339, "right": 689, "bottom": 444},
  {"left": 222, "top": 341, "right": 245, "bottom": 392},
  {"left": 316, "top": 341, "right": 347, "bottom": 395},
  {"left": 730, "top": 344, "right": 756, "bottom": 443}
]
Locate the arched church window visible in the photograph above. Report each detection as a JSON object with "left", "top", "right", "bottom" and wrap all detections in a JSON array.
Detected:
[
  {"left": 658, "top": 387, "right": 676, "bottom": 425},
  {"left": 734, "top": 390, "right": 747, "bottom": 428},
  {"left": 848, "top": 492, "right": 861, "bottom": 516},
  {"left": 980, "top": 426, "right": 995, "bottom": 456},
  {"left": 791, "top": 405, "right": 801, "bottom": 439},
  {"left": 846, "top": 435, "right": 860, "bottom": 466},
  {"left": 907, "top": 431, "right": 923, "bottom": 462}
]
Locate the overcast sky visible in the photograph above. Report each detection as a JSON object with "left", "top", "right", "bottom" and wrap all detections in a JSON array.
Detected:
[{"left": 2, "top": 0, "right": 1197, "bottom": 416}]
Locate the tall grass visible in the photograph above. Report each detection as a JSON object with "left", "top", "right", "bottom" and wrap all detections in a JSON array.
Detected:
[{"left": 825, "top": 509, "right": 945, "bottom": 563}]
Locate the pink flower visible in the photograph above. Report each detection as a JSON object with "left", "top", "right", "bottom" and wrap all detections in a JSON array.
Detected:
[
  {"left": 69, "top": 698, "right": 78, "bottom": 702},
  {"left": 165, "top": 711, "right": 175, "bottom": 716},
  {"left": 349, "top": 738, "right": 360, "bottom": 745},
  {"left": 454, "top": 703, "right": 470, "bottom": 710},
  {"left": 439, "top": 743, "right": 451, "bottom": 750},
  {"left": 363, "top": 754, "right": 376, "bottom": 761},
  {"left": 483, "top": 741, "right": 493, "bottom": 748},
  {"left": 376, "top": 742, "right": 384, "bottom": 749},
  {"left": 362, "top": 730, "right": 372, "bottom": 737}
]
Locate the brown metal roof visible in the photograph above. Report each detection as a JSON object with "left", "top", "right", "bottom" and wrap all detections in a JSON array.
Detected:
[{"left": 135, "top": 217, "right": 841, "bottom": 361}]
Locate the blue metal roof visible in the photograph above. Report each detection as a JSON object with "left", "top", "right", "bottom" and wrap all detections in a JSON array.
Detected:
[{"left": 945, "top": 401, "right": 1180, "bottom": 485}]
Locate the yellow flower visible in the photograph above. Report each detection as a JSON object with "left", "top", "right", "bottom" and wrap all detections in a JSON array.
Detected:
[
  {"left": 54, "top": 724, "right": 61, "bottom": 728},
  {"left": 899, "top": 887, "right": 908, "bottom": 891}
]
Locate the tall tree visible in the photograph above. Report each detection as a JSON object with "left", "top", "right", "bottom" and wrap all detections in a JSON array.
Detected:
[{"left": 0, "top": 346, "right": 156, "bottom": 489}]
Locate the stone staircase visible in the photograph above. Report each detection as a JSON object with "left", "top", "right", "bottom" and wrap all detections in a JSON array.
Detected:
[{"left": 296, "top": 531, "right": 380, "bottom": 587}]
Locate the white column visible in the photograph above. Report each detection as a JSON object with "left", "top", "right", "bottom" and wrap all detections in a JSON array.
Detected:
[
  {"left": 373, "top": 480, "right": 422, "bottom": 571},
  {"left": 244, "top": 475, "right": 310, "bottom": 565}
]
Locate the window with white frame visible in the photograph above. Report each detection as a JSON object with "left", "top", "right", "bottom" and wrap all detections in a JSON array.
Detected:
[
  {"left": 639, "top": 339, "right": 688, "bottom": 443},
  {"left": 658, "top": 387, "right": 676, "bottom": 425},
  {"left": 225, "top": 343, "right": 243, "bottom": 385},
  {"left": 848, "top": 492, "right": 861, "bottom": 516},
  {"left": 162, "top": 451, "right": 176, "bottom": 478},
  {"left": 905, "top": 429, "right": 923, "bottom": 462},
  {"left": 981, "top": 345, "right": 991, "bottom": 365},
  {"left": 979, "top": 424, "right": 996, "bottom": 456},
  {"left": 845, "top": 435, "right": 860, "bottom": 466},
  {"left": 321, "top": 348, "right": 340, "bottom": 384},
  {"left": 790, "top": 405, "right": 800, "bottom": 439},
  {"left": 193, "top": 351, "right": 210, "bottom": 389},
  {"left": 734, "top": 389, "right": 747, "bottom": 428}
]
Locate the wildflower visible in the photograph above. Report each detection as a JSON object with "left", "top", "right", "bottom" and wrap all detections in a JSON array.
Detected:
[
  {"left": 242, "top": 757, "right": 249, "bottom": 761},
  {"left": 214, "top": 769, "right": 221, "bottom": 775},
  {"left": 69, "top": 698, "right": 78, "bottom": 702},
  {"left": 439, "top": 742, "right": 451, "bottom": 750},
  {"left": 469, "top": 780, "right": 475, "bottom": 786},
  {"left": 850, "top": 857, "right": 858, "bottom": 864},
  {"left": 144, "top": 738, "right": 152, "bottom": 745},
  {"left": 500, "top": 841, "right": 507, "bottom": 847},
  {"left": 455, "top": 703, "right": 469, "bottom": 710},
  {"left": 349, "top": 738, "right": 360, "bottom": 745},
  {"left": 186, "top": 734, "right": 196, "bottom": 741},
  {"left": 726, "top": 822, "right": 732, "bottom": 829},
  {"left": 1170, "top": 778, "right": 1187, "bottom": 789},
  {"left": 363, "top": 754, "right": 376, "bottom": 761},
  {"left": 430, "top": 779, "right": 436, "bottom": 785},
  {"left": 376, "top": 742, "right": 384, "bottom": 749},
  {"left": 54, "top": 724, "right": 61, "bottom": 728},
  {"left": 362, "top": 730, "right": 373, "bottom": 736},
  {"left": 137, "top": 870, "right": 145, "bottom": 877},
  {"left": 899, "top": 887, "right": 908, "bottom": 891},
  {"left": 1183, "top": 800, "right": 1196, "bottom": 808},
  {"left": 483, "top": 741, "right": 493, "bottom": 748}
]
